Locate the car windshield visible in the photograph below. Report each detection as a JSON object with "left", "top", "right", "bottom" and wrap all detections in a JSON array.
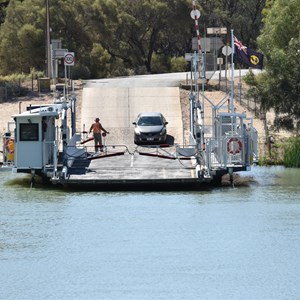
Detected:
[{"left": 138, "top": 116, "right": 163, "bottom": 126}]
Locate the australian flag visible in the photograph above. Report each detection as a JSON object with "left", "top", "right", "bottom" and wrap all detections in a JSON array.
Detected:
[{"left": 234, "top": 36, "right": 264, "bottom": 69}]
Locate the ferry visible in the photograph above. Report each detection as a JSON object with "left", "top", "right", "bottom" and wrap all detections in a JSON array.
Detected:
[
  {"left": 1, "top": 8, "right": 258, "bottom": 189},
  {"left": 1, "top": 69, "right": 258, "bottom": 190}
]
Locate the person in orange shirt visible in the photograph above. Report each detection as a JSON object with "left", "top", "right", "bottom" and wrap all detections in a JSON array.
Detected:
[{"left": 89, "top": 117, "right": 109, "bottom": 152}]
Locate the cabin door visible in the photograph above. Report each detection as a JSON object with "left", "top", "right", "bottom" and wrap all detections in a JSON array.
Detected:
[{"left": 15, "top": 120, "right": 43, "bottom": 169}]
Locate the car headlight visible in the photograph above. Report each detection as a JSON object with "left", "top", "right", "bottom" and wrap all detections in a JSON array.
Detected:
[{"left": 135, "top": 128, "right": 141, "bottom": 135}]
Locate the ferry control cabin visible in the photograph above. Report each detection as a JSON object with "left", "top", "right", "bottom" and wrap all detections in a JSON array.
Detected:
[{"left": 6, "top": 102, "right": 70, "bottom": 178}]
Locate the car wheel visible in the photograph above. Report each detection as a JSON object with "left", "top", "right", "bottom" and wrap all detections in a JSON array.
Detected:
[{"left": 163, "top": 135, "right": 167, "bottom": 143}]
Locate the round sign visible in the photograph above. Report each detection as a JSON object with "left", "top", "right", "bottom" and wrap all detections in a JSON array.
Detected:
[
  {"left": 64, "top": 52, "right": 75, "bottom": 65},
  {"left": 222, "top": 46, "right": 232, "bottom": 56},
  {"left": 190, "top": 9, "right": 201, "bottom": 20}
]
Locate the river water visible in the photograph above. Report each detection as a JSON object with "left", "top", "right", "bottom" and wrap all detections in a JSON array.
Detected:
[{"left": 0, "top": 166, "right": 300, "bottom": 300}]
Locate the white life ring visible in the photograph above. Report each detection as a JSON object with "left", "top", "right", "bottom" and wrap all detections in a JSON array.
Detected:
[{"left": 227, "top": 137, "right": 242, "bottom": 155}]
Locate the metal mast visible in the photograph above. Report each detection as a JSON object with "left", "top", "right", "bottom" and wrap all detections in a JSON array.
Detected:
[{"left": 190, "top": 1, "right": 205, "bottom": 165}]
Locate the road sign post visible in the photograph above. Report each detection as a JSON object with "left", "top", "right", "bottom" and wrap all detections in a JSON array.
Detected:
[
  {"left": 63, "top": 52, "right": 75, "bottom": 99},
  {"left": 221, "top": 46, "right": 232, "bottom": 90}
]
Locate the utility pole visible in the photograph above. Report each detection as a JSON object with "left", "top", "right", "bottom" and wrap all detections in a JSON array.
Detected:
[{"left": 46, "top": 0, "right": 51, "bottom": 78}]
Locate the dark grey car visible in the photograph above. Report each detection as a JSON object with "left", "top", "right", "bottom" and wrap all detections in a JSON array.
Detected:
[{"left": 133, "top": 112, "right": 168, "bottom": 144}]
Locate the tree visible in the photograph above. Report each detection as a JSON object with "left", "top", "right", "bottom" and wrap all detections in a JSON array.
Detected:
[
  {"left": 0, "top": 0, "right": 45, "bottom": 74},
  {"left": 92, "top": 0, "right": 191, "bottom": 73},
  {"left": 258, "top": 0, "right": 300, "bottom": 126},
  {"left": 199, "top": 0, "right": 266, "bottom": 47},
  {"left": 0, "top": 0, "right": 267, "bottom": 77},
  {"left": 47, "top": 0, "right": 95, "bottom": 77},
  {"left": 0, "top": 0, "right": 95, "bottom": 76}
]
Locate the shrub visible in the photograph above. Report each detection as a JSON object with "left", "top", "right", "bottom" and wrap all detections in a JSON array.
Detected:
[
  {"left": 170, "top": 56, "right": 187, "bottom": 72},
  {"left": 283, "top": 137, "right": 300, "bottom": 168},
  {"left": 151, "top": 53, "right": 170, "bottom": 74},
  {"left": 71, "top": 64, "right": 91, "bottom": 80},
  {"left": 274, "top": 116, "right": 294, "bottom": 131},
  {"left": 0, "top": 70, "right": 44, "bottom": 98}
]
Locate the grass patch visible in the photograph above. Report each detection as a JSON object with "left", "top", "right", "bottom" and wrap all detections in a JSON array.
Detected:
[
  {"left": 283, "top": 137, "right": 300, "bottom": 168},
  {"left": 0, "top": 70, "right": 44, "bottom": 99}
]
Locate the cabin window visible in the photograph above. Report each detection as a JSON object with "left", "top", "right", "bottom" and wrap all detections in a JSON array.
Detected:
[{"left": 19, "top": 123, "right": 39, "bottom": 141}]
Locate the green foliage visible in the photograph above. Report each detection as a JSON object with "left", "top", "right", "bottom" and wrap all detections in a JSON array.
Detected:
[
  {"left": 170, "top": 57, "right": 188, "bottom": 72},
  {"left": 200, "top": 0, "right": 266, "bottom": 46},
  {"left": 0, "top": 72, "right": 41, "bottom": 97},
  {"left": 258, "top": 0, "right": 300, "bottom": 121},
  {"left": 29, "top": 68, "right": 44, "bottom": 79},
  {"left": 243, "top": 70, "right": 261, "bottom": 99},
  {"left": 258, "top": 155, "right": 281, "bottom": 166},
  {"left": 88, "top": 43, "right": 111, "bottom": 78},
  {"left": 92, "top": 0, "right": 191, "bottom": 74},
  {"left": 0, "top": 0, "right": 267, "bottom": 78},
  {"left": 274, "top": 116, "right": 294, "bottom": 132},
  {"left": 71, "top": 64, "right": 91, "bottom": 80},
  {"left": 151, "top": 53, "right": 170, "bottom": 74},
  {"left": 0, "top": 0, "right": 8, "bottom": 24},
  {"left": 0, "top": 70, "right": 43, "bottom": 84},
  {"left": 0, "top": 0, "right": 45, "bottom": 74},
  {"left": 259, "top": 137, "right": 300, "bottom": 167},
  {"left": 243, "top": 70, "right": 270, "bottom": 114},
  {"left": 283, "top": 137, "right": 300, "bottom": 168}
]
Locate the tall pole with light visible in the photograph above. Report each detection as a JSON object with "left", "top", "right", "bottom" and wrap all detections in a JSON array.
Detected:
[{"left": 191, "top": 0, "right": 206, "bottom": 171}]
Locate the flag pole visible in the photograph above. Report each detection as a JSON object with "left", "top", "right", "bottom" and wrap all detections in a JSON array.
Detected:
[{"left": 230, "top": 29, "right": 235, "bottom": 113}]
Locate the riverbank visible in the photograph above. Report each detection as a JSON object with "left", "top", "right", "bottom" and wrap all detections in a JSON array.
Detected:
[{"left": 0, "top": 80, "right": 84, "bottom": 133}]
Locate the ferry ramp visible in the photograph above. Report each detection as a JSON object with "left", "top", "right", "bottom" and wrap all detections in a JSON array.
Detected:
[
  {"left": 61, "top": 78, "right": 207, "bottom": 189},
  {"left": 80, "top": 86, "right": 183, "bottom": 147}
]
